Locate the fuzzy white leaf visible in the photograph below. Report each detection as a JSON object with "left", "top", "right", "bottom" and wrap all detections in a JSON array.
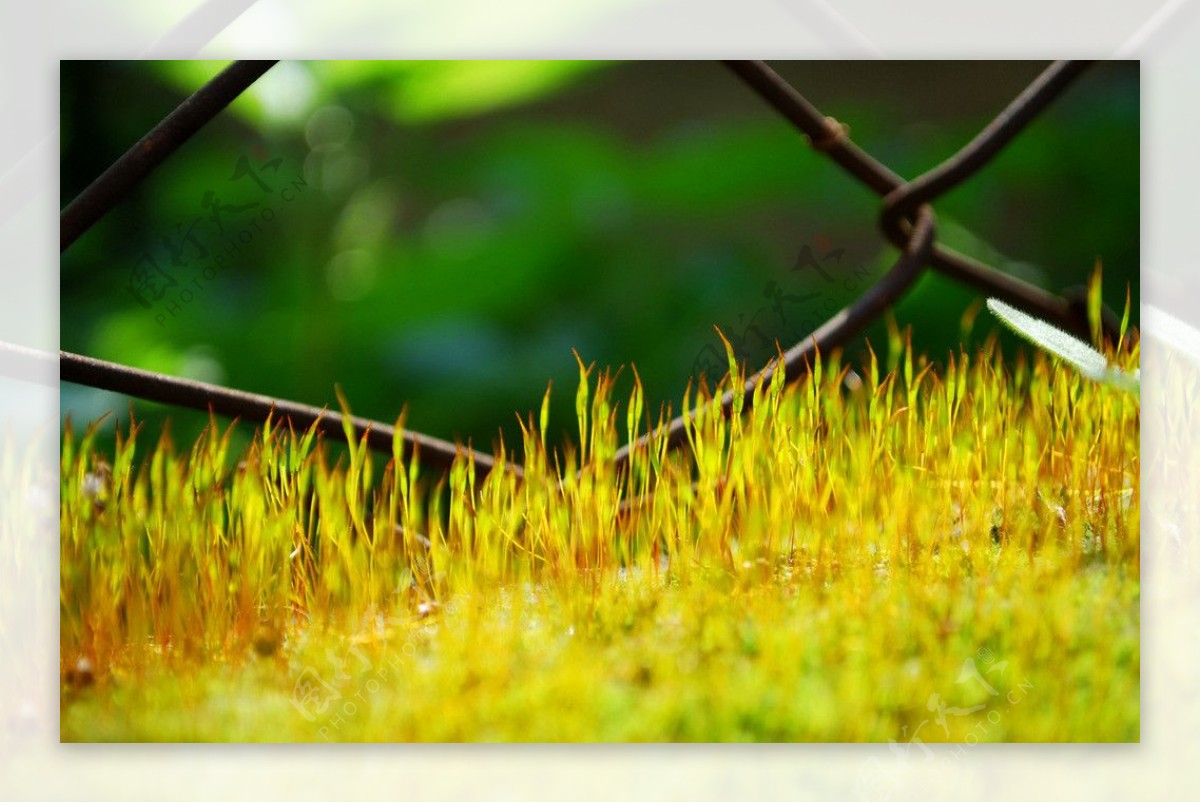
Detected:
[
  {"left": 987, "top": 298, "right": 1139, "bottom": 396},
  {"left": 987, "top": 298, "right": 1106, "bottom": 379}
]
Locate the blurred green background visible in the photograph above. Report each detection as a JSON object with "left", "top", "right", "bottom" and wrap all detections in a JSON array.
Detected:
[{"left": 60, "top": 60, "right": 1139, "bottom": 458}]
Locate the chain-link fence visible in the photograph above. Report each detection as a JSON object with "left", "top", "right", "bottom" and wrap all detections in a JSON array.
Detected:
[{"left": 11, "top": 59, "right": 1119, "bottom": 478}]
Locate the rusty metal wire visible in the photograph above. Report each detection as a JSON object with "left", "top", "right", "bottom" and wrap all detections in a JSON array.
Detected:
[
  {"left": 54, "top": 345, "right": 489, "bottom": 475},
  {"left": 724, "top": 60, "right": 1109, "bottom": 343},
  {"left": 60, "top": 60, "right": 277, "bottom": 252},
  {"left": 613, "top": 206, "right": 937, "bottom": 468},
  {"left": 50, "top": 59, "right": 1112, "bottom": 482},
  {"left": 613, "top": 59, "right": 1105, "bottom": 472},
  {"left": 4, "top": 338, "right": 488, "bottom": 474}
]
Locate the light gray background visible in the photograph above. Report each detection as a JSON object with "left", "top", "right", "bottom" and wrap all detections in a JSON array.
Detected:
[{"left": 2, "top": 1, "right": 1195, "bottom": 799}]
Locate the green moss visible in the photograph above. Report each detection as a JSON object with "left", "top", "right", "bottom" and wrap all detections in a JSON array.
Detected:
[{"left": 60, "top": 336, "right": 1140, "bottom": 741}]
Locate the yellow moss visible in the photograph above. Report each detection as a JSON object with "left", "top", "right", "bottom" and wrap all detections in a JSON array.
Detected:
[{"left": 59, "top": 335, "right": 1142, "bottom": 741}]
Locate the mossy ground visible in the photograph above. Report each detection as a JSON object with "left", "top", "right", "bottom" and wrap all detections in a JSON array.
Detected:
[{"left": 59, "top": 336, "right": 1140, "bottom": 741}]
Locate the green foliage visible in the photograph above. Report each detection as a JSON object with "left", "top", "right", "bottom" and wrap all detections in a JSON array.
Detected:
[{"left": 59, "top": 61, "right": 1140, "bottom": 459}]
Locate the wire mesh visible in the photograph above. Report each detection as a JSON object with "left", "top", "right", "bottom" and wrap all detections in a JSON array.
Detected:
[{"left": 39, "top": 59, "right": 1115, "bottom": 476}]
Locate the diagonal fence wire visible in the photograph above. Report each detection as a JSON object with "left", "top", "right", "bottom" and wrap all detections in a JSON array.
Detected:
[
  {"left": 60, "top": 60, "right": 278, "bottom": 252},
  {"left": 613, "top": 59, "right": 1109, "bottom": 471},
  {"left": 723, "top": 60, "right": 1112, "bottom": 341},
  {"left": 63, "top": 347, "right": 489, "bottom": 474},
  {"left": 47, "top": 58, "right": 1118, "bottom": 486},
  {"left": 3, "top": 341, "right": 486, "bottom": 475},
  {"left": 613, "top": 205, "right": 937, "bottom": 470}
]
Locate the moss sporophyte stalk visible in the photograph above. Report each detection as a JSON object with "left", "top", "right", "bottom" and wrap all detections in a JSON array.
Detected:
[{"left": 59, "top": 332, "right": 1139, "bottom": 742}]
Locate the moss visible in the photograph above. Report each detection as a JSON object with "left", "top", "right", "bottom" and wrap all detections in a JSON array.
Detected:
[{"left": 60, "top": 336, "right": 1141, "bottom": 741}]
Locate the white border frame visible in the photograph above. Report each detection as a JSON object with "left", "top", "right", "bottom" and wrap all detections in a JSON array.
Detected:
[{"left": 4, "top": 1, "right": 1195, "bottom": 798}]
